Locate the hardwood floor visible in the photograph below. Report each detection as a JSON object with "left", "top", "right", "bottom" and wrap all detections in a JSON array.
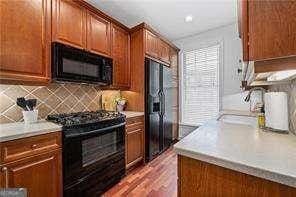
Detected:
[{"left": 103, "top": 148, "right": 177, "bottom": 197}]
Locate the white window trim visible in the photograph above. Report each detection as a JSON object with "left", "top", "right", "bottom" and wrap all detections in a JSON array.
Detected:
[{"left": 179, "top": 40, "right": 224, "bottom": 127}]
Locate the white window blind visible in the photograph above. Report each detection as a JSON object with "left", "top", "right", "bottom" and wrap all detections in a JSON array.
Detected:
[{"left": 182, "top": 45, "right": 220, "bottom": 125}]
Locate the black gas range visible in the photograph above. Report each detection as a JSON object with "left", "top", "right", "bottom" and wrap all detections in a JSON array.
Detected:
[{"left": 47, "top": 110, "right": 126, "bottom": 197}]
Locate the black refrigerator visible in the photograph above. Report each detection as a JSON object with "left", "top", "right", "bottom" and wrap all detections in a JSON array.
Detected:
[{"left": 145, "top": 58, "right": 173, "bottom": 162}]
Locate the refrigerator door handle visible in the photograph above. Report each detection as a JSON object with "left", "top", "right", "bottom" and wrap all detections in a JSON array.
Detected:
[
  {"left": 162, "top": 92, "right": 165, "bottom": 115},
  {"left": 148, "top": 94, "right": 152, "bottom": 114},
  {"left": 158, "top": 91, "right": 162, "bottom": 116},
  {"left": 159, "top": 91, "right": 165, "bottom": 116}
]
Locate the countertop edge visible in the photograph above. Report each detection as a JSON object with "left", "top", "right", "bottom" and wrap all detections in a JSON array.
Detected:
[
  {"left": 121, "top": 111, "right": 144, "bottom": 118},
  {"left": 0, "top": 128, "right": 62, "bottom": 142},
  {"left": 173, "top": 146, "right": 296, "bottom": 188}
]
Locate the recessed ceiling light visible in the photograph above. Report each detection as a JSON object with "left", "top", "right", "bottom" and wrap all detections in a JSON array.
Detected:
[{"left": 185, "top": 15, "right": 193, "bottom": 22}]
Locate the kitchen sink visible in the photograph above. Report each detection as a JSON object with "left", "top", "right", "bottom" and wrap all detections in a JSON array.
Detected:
[{"left": 217, "top": 114, "right": 257, "bottom": 127}]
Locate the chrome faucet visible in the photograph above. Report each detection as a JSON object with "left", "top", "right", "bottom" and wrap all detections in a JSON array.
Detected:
[
  {"left": 244, "top": 87, "right": 266, "bottom": 112},
  {"left": 244, "top": 87, "right": 266, "bottom": 102}
]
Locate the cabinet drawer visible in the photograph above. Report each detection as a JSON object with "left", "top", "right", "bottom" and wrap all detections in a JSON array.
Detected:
[
  {"left": 126, "top": 116, "right": 144, "bottom": 126},
  {"left": 0, "top": 132, "right": 61, "bottom": 164},
  {"left": 126, "top": 124, "right": 143, "bottom": 134},
  {"left": 126, "top": 116, "right": 144, "bottom": 133}
]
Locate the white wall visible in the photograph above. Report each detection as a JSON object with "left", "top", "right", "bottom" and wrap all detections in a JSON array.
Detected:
[{"left": 174, "top": 23, "right": 245, "bottom": 111}]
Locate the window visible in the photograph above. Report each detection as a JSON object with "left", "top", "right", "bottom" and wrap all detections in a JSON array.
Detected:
[{"left": 182, "top": 45, "right": 220, "bottom": 126}]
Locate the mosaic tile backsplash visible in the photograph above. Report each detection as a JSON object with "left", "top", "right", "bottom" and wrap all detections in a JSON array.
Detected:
[
  {"left": 269, "top": 79, "right": 296, "bottom": 134},
  {"left": 0, "top": 83, "right": 102, "bottom": 124}
]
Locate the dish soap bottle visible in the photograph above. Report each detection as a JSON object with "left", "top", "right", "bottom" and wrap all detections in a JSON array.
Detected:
[{"left": 258, "top": 106, "right": 265, "bottom": 129}]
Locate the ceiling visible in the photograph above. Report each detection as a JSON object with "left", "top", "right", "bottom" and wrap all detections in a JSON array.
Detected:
[{"left": 87, "top": 0, "right": 237, "bottom": 41}]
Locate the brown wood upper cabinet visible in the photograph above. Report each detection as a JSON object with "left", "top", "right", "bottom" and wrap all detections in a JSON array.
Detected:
[
  {"left": 158, "top": 39, "right": 170, "bottom": 64},
  {"left": 0, "top": 0, "right": 51, "bottom": 84},
  {"left": 239, "top": 0, "right": 296, "bottom": 61},
  {"left": 52, "top": 0, "right": 86, "bottom": 49},
  {"left": 145, "top": 30, "right": 159, "bottom": 58},
  {"left": 87, "top": 11, "right": 111, "bottom": 57},
  {"left": 111, "top": 24, "right": 130, "bottom": 89},
  {"left": 145, "top": 29, "right": 173, "bottom": 65},
  {"left": 52, "top": 0, "right": 112, "bottom": 57}
]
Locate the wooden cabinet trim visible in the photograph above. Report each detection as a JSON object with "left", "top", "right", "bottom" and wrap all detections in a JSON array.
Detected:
[
  {"left": 126, "top": 120, "right": 144, "bottom": 127},
  {"left": 126, "top": 125, "right": 143, "bottom": 135},
  {"left": 10, "top": 155, "right": 54, "bottom": 172},
  {"left": 254, "top": 55, "right": 296, "bottom": 73},
  {"left": 126, "top": 128, "right": 142, "bottom": 134},
  {"left": 145, "top": 55, "right": 171, "bottom": 67},
  {"left": 126, "top": 157, "right": 143, "bottom": 169}
]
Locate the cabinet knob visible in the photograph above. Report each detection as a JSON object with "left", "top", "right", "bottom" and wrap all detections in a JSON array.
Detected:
[{"left": 31, "top": 144, "right": 37, "bottom": 149}]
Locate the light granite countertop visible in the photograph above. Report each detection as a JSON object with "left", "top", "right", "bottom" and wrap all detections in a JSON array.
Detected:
[
  {"left": 0, "top": 120, "right": 62, "bottom": 142},
  {"left": 174, "top": 114, "right": 296, "bottom": 188},
  {"left": 120, "top": 111, "right": 144, "bottom": 118}
]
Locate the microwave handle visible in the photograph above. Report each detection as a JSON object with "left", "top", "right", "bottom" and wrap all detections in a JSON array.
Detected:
[{"left": 65, "top": 122, "right": 126, "bottom": 138}]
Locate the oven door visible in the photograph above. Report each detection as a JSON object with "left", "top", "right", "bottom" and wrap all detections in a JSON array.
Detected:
[
  {"left": 63, "top": 123, "right": 125, "bottom": 196},
  {"left": 52, "top": 42, "right": 112, "bottom": 85}
]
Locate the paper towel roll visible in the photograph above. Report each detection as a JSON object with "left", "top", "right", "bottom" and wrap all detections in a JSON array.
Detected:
[{"left": 264, "top": 92, "right": 289, "bottom": 131}]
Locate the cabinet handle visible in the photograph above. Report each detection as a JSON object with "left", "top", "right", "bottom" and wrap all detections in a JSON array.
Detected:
[
  {"left": 2, "top": 166, "right": 8, "bottom": 188},
  {"left": 31, "top": 144, "right": 37, "bottom": 149}
]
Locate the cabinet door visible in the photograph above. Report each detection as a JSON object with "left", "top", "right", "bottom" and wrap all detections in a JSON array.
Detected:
[
  {"left": 248, "top": 0, "right": 296, "bottom": 60},
  {"left": 52, "top": 0, "right": 86, "bottom": 49},
  {"left": 237, "top": 0, "right": 249, "bottom": 61},
  {"left": 145, "top": 30, "right": 159, "bottom": 58},
  {"left": 2, "top": 150, "right": 62, "bottom": 197},
  {"left": 87, "top": 11, "right": 111, "bottom": 56},
  {"left": 0, "top": 0, "right": 51, "bottom": 84},
  {"left": 111, "top": 24, "right": 130, "bottom": 88},
  {"left": 126, "top": 129, "right": 143, "bottom": 168},
  {"left": 158, "top": 40, "right": 170, "bottom": 64}
]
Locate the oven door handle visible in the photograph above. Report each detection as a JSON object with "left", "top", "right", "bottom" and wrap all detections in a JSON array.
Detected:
[{"left": 65, "top": 122, "right": 126, "bottom": 138}]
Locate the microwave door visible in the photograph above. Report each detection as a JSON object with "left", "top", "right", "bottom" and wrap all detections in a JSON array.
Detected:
[
  {"left": 80, "top": 61, "right": 101, "bottom": 83},
  {"left": 62, "top": 58, "right": 84, "bottom": 81},
  {"left": 52, "top": 42, "right": 113, "bottom": 85}
]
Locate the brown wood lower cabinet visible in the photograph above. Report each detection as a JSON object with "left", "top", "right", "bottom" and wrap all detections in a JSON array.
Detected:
[
  {"left": 0, "top": 132, "right": 62, "bottom": 197},
  {"left": 178, "top": 155, "right": 296, "bottom": 197},
  {"left": 125, "top": 116, "right": 144, "bottom": 169}
]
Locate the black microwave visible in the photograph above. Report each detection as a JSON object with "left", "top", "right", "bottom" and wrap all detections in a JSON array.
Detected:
[{"left": 52, "top": 42, "right": 112, "bottom": 85}]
